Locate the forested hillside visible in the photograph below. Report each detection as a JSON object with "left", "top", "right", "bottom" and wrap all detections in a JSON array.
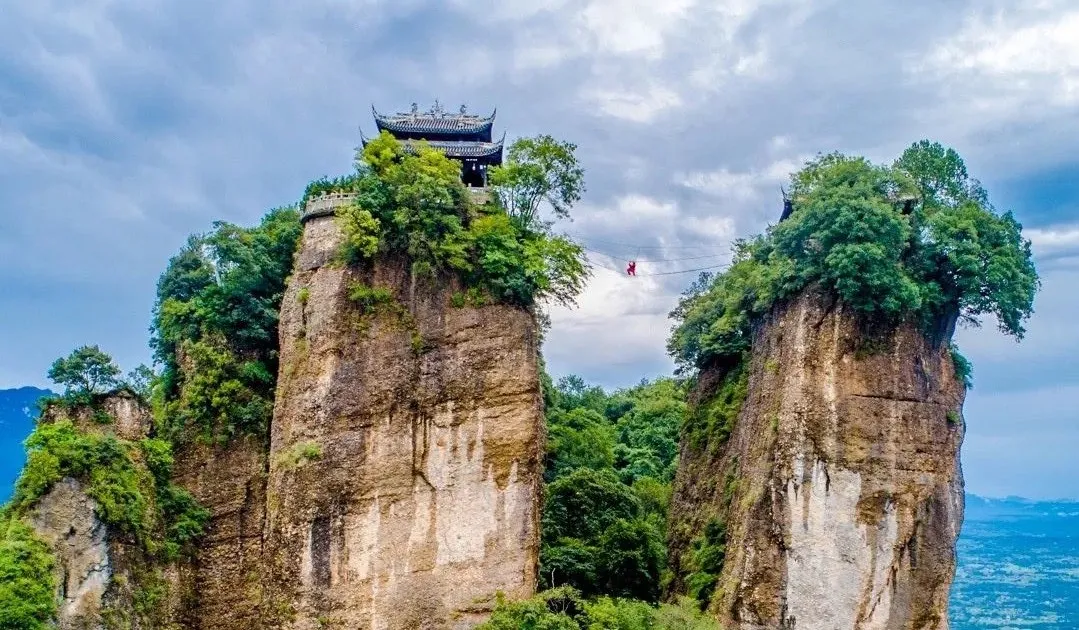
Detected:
[{"left": 478, "top": 372, "right": 719, "bottom": 628}]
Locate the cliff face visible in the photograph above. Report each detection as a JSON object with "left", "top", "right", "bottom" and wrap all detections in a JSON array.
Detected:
[
  {"left": 29, "top": 479, "right": 112, "bottom": 628},
  {"left": 260, "top": 208, "right": 544, "bottom": 629},
  {"left": 27, "top": 394, "right": 184, "bottom": 630},
  {"left": 668, "top": 291, "right": 966, "bottom": 630},
  {"left": 172, "top": 435, "right": 267, "bottom": 629}
]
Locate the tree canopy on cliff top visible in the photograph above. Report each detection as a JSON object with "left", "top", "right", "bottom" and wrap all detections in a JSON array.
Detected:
[
  {"left": 324, "top": 131, "right": 590, "bottom": 309},
  {"left": 668, "top": 141, "right": 1039, "bottom": 374},
  {"left": 151, "top": 207, "right": 302, "bottom": 441}
]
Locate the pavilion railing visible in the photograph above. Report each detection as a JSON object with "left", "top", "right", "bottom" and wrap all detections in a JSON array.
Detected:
[
  {"left": 301, "top": 188, "right": 493, "bottom": 223},
  {"left": 301, "top": 192, "right": 360, "bottom": 223}
]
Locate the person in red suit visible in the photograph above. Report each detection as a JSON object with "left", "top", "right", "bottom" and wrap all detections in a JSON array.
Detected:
[{"left": 626, "top": 261, "right": 636, "bottom": 276}]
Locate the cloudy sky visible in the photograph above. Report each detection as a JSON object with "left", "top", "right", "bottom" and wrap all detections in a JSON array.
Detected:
[{"left": 2, "top": 0, "right": 1077, "bottom": 499}]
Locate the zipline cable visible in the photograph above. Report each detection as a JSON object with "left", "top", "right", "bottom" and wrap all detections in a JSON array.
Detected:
[
  {"left": 570, "top": 236, "right": 719, "bottom": 252},
  {"left": 582, "top": 246, "right": 727, "bottom": 264},
  {"left": 585, "top": 255, "right": 727, "bottom": 277}
]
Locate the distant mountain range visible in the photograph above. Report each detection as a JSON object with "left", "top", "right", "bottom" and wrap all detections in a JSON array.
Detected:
[{"left": 0, "top": 386, "right": 52, "bottom": 501}]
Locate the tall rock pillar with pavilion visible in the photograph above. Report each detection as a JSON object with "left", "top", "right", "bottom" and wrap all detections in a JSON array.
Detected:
[{"left": 263, "top": 103, "right": 543, "bottom": 630}]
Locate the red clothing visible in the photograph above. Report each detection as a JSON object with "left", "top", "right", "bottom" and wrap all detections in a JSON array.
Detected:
[{"left": 626, "top": 261, "right": 636, "bottom": 276}]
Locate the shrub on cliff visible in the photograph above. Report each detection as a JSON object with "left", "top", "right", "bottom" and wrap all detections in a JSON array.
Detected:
[
  {"left": 0, "top": 517, "right": 56, "bottom": 630},
  {"left": 0, "top": 348, "right": 212, "bottom": 627},
  {"left": 669, "top": 141, "right": 1039, "bottom": 374},
  {"left": 9, "top": 418, "right": 207, "bottom": 559},
  {"left": 331, "top": 131, "right": 589, "bottom": 308},
  {"left": 151, "top": 207, "right": 302, "bottom": 440}
]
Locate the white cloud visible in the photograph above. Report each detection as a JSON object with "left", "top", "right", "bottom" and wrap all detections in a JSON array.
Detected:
[
  {"left": 1028, "top": 223, "right": 1079, "bottom": 257},
  {"left": 578, "top": 0, "right": 696, "bottom": 60},
  {"left": 575, "top": 194, "right": 678, "bottom": 233},
  {"left": 579, "top": 82, "right": 683, "bottom": 122},
  {"left": 681, "top": 215, "right": 736, "bottom": 243},
  {"left": 676, "top": 157, "right": 801, "bottom": 199},
  {"left": 919, "top": 3, "right": 1079, "bottom": 108},
  {"left": 467, "top": 0, "right": 694, "bottom": 61}
]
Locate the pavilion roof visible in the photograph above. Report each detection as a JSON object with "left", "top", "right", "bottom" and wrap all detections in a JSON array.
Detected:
[
  {"left": 359, "top": 132, "right": 504, "bottom": 162},
  {"left": 414, "top": 137, "right": 503, "bottom": 160},
  {"left": 373, "top": 102, "right": 495, "bottom": 136}
]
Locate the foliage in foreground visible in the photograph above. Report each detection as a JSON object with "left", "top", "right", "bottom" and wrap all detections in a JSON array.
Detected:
[
  {"left": 326, "top": 131, "right": 590, "bottom": 309},
  {"left": 669, "top": 141, "right": 1039, "bottom": 376},
  {"left": 0, "top": 517, "right": 56, "bottom": 630},
  {"left": 476, "top": 587, "right": 721, "bottom": 630}
]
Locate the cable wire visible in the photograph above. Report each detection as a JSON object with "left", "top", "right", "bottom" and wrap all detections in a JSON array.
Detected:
[
  {"left": 585, "top": 255, "right": 727, "bottom": 277},
  {"left": 571, "top": 236, "right": 718, "bottom": 251},
  {"left": 582, "top": 246, "right": 726, "bottom": 263}
]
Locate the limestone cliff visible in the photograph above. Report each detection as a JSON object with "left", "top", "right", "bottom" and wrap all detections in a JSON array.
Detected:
[
  {"left": 171, "top": 435, "right": 267, "bottom": 629},
  {"left": 25, "top": 393, "right": 185, "bottom": 630},
  {"left": 28, "top": 478, "right": 113, "bottom": 628},
  {"left": 668, "top": 291, "right": 966, "bottom": 630},
  {"left": 259, "top": 201, "right": 544, "bottom": 629}
]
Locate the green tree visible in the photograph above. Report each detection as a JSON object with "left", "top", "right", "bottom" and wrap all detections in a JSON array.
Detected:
[
  {"left": 335, "top": 132, "right": 590, "bottom": 307},
  {"left": 125, "top": 364, "right": 156, "bottom": 401},
  {"left": 47, "top": 345, "right": 122, "bottom": 401},
  {"left": 543, "top": 468, "right": 640, "bottom": 542},
  {"left": 597, "top": 518, "right": 666, "bottom": 602},
  {"left": 651, "top": 598, "right": 723, "bottom": 629},
  {"left": 541, "top": 538, "right": 601, "bottom": 596},
  {"left": 546, "top": 408, "right": 616, "bottom": 482},
  {"left": 151, "top": 207, "right": 301, "bottom": 441},
  {"left": 895, "top": 141, "right": 1039, "bottom": 339},
  {"left": 893, "top": 140, "right": 988, "bottom": 211},
  {"left": 490, "top": 135, "right": 585, "bottom": 230},
  {"left": 775, "top": 154, "right": 921, "bottom": 318},
  {"left": 669, "top": 141, "right": 1039, "bottom": 374},
  {"left": 476, "top": 587, "right": 584, "bottom": 630},
  {"left": 552, "top": 375, "right": 609, "bottom": 415},
  {"left": 540, "top": 374, "right": 685, "bottom": 601},
  {"left": 478, "top": 589, "right": 723, "bottom": 630},
  {"left": 0, "top": 518, "right": 56, "bottom": 630},
  {"left": 580, "top": 597, "right": 654, "bottom": 630}
]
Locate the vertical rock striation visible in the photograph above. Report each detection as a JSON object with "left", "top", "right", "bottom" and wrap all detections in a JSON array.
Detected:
[
  {"left": 172, "top": 436, "right": 268, "bottom": 629},
  {"left": 262, "top": 205, "right": 544, "bottom": 629},
  {"left": 668, "top": 291, "right": 966, "bottom": 630}
]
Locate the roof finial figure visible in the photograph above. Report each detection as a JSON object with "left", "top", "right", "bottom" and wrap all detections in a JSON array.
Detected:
[
  {"left": 410, "top": 102, "right": 419, "bottom": 116},
  {"left": 779, "top": 186, "right": 794, "bottom": 222},
  {"left": 460, "top": 103, "right": 468, "bottom": 115}
]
